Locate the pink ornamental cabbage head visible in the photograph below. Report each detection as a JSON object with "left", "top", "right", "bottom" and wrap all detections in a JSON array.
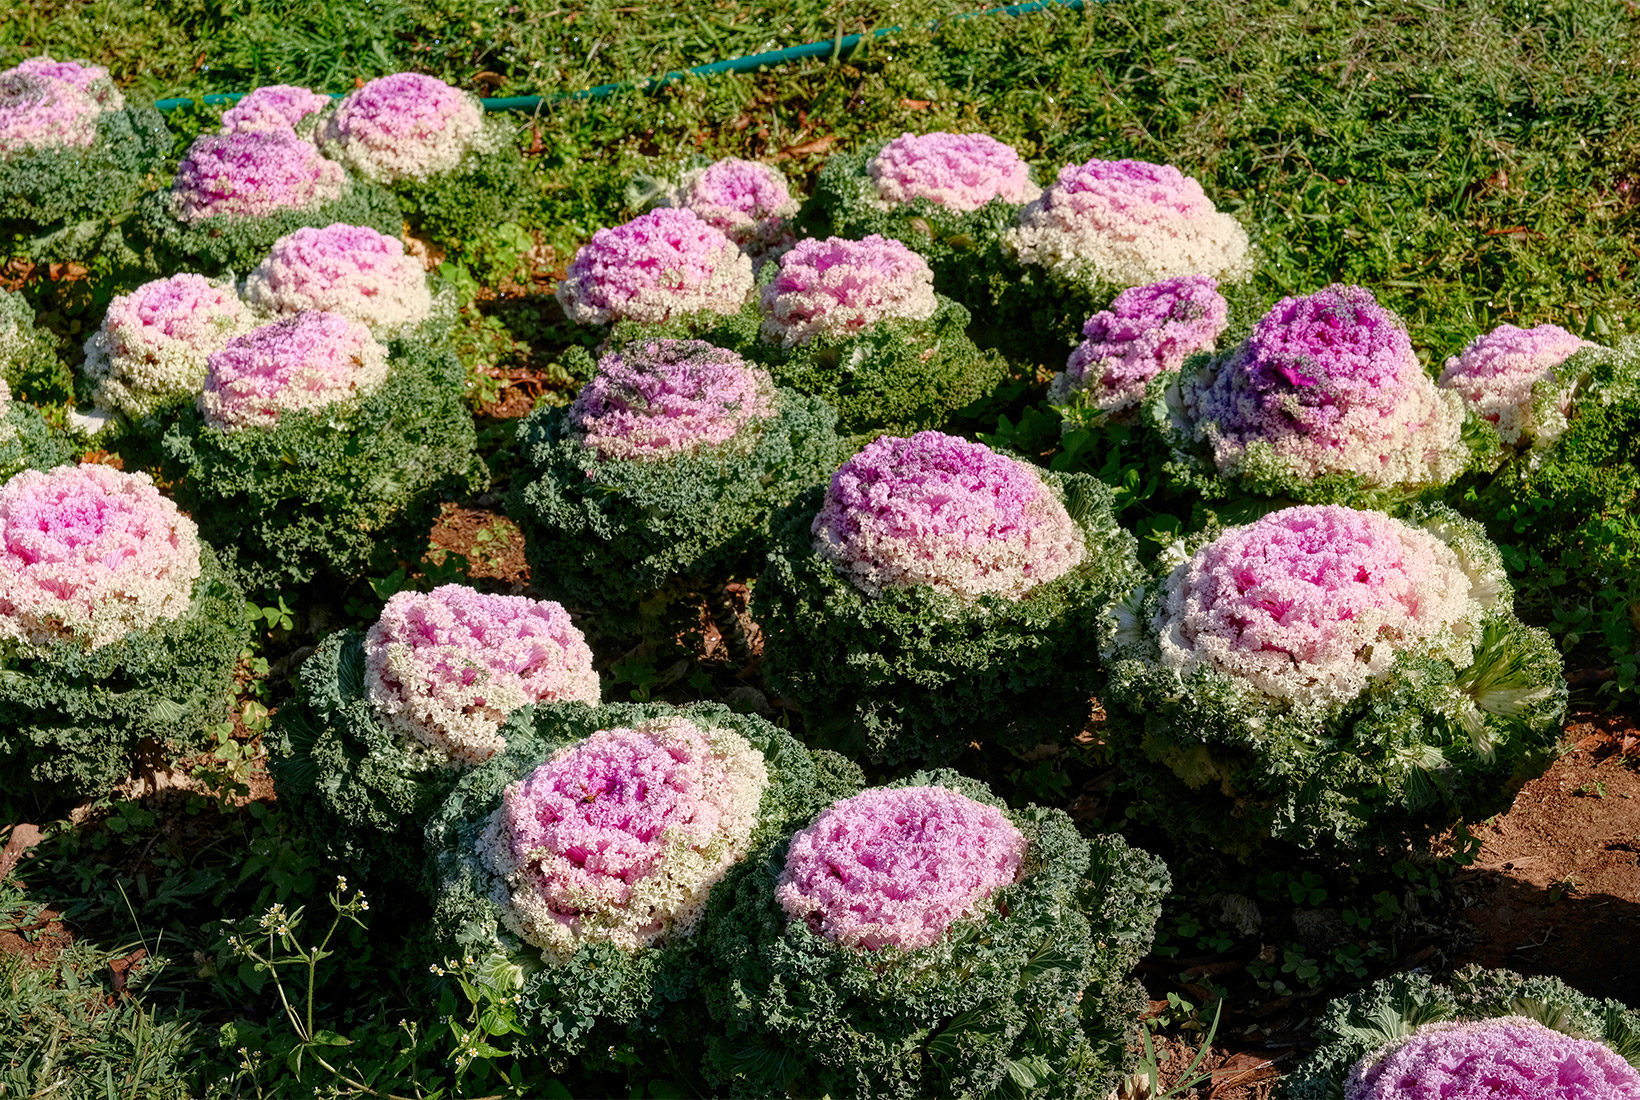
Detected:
[
  {"left": 567, "top": 340, "right": 776, "bottom": 462},
  {"left": 82, "top": 274, "right": 259, "bottom": 418},
  {"left": 363, "top": 584, "right": 599, "bottom": 765},
  {"left": 319, "top": 72, "right": 484, "bottom": 183},
  {"left": 481, "top": 718, "right": 769, "bottom": 957},
  {"left": 777, "top": 785, "right": 1026, "bottom": 951},
  {"left": 555, "top": 207, "right": 755, "bottom": 326},
  {"left": 0, "top": 464, "right": 203, "bottom": 650},
  {"left": 1438, "top": 323, "right": 1592, "bottom": 446},
  {"left": 7, "top": 57, "right": 122, "bottom": 108},
  {"left": 1155, "top": 505, "right": 1483, "bottom": 705},
  {"left": 1052, "top": 275, "right": 1229, "bottom": 414},
  {"left": 666, "top": 158, "right": 799, "bottom": 252},
  {"left": 0, "top": 72, "right": 102, "bottom": 154},
  {"left": 812, "top": 431, "right": 1085, "bottom": 601},
  {"left": 242, "top": 223, "right": 433, "bottom": 333},
  {"left": 1345, "top": 1017, "right": 1640, "bottom": 1100},
  {"left": 867, "top": 131, "right": 1039, "bottom": 213},
  {"left": 1180, "top": 284, "right": 1467, "bottom": 488},
  {"left": 200, "top": 310, "right": 389, "bottom": 430},
  {"left": 171, "top": 130, "right": 348, "bottom": 224},
  {"left": 759, "top": 234, "right": 939, "bottom": 348},
  {"left": 220, "top": 84, "right": 331, "bottom": 134},
  {"left": 1007, "top": 158, "right": 1250, "bottom": 288}
]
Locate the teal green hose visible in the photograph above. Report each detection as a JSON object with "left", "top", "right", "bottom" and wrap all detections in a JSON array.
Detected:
[{"left": 153, "top": 0, "right": 1086, "bottom": 113}]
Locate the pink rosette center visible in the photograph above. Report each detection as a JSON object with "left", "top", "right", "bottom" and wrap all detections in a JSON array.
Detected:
[
  {"left": 486, "top": 719, "right": 768, "bottom": 955},
  {"left": 868, "top": 131, "right": 1036, "bottom": 212},
  {"left": 221, "top": 84, "right": 331, "bottom": 134},
  {"left": 0, "top": 71, "right": 102, "bottom": 153},
  {"left": 1438, "top": 323, "right": 1591, "bottom": 445},
  {"left": 555, "top": 207, "right": 755, "bottom": 326},
  {"left": 777, "top": 785, "right": 1026, "bottom": 951},
  {"left": 759, "top": 234, "right": 938, "bottom": 347},
  {"left": 1056, "top": 275, "right": 1228, "bottom": 413},
  {"left": 1345, "top": 1017, "right": 1640, "bottom": 1100},
  {"left": 171, "top": 130, "right": 347, "bottom": 223},
  {"left": 364, "top": 584, "right": 598, "bottom": 764},
  {"left": 323, "top": 72, "right": 483, "bottom": 182},
  {"left": 200, "top": 310, "right": 389, "bottom": 430},
  {"left": 812, "top": 431, "right": 1084, "bottom": 601},
  {"left": 242, "top": 222, "right": 432, "bottom": 332},
  {"left": 567, "top": 340, "right": 776, "bottom": 461},
  {"left": 1157, "top": 504, "right": 1476, "bottom": 704},
  {"left": 0, "top": 464, "right": 203, "bottom": 649}
]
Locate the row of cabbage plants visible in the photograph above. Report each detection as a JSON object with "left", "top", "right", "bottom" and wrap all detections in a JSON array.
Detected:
[{"left": 3, "top": 54, "right": 1637, "bottom": 1097}]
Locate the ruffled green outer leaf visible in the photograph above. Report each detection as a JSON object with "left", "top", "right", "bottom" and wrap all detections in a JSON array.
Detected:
[
  {"left": 760, "top": 297, "right": 1009, "bottom": 436},
  {"left": 0, "top": 403, "right": 76, "bottom": 481},
  {"left": 160, "top": 338, "right": 483, "bottom": 591},
  {"left": 1101, "top": 506, "right": 1567, "bottom": 854},
  {"left": 0, "top": 541, "right": 247, "bottom": 802},
  {"left": 269, "top": 630, "right": 478, "bottom": 891},
  {"left": 755, "top": 471, "right": 1143, "bottom": 766},
  {"left": 0, "top": 290, "right": 74, "bottom": 404},
  {"left": 1284, "top": 965, "right": 1640, "bottom": 1100},
  {"left": 129, "top": 176, "right": 402, "bottom": 277},
  {"left": 802, "top": 147, "right": 1026, "bottom": 318},
  {"left": 386, "top": 117, "right": 526, "bottom": 249},
  {"left": 0, "top": 105, "right": 170, "bottom": 246},
  {"left": 698, "top": 769, "right": 1170, "bottom": 1100},
  {"left": 423, "top": 700, "right": 864, "bottom": 1070},
  {"left": 508, "top": 387, "right": 841, "bottom": 624}
]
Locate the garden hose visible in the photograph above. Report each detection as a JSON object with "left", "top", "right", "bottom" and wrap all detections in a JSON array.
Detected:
[{"left": 151, "top": 0, "right": 1086, "bottom": 113}]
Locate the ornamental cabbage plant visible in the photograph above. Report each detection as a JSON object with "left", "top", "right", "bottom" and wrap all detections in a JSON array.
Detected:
[
  {"left": 270, "top": 584, "right": 599, "bottom": 886},
  {"left": 756, "top": 235, "right": 1008, "bottom": 434},
  {"left": 509, "top": 339, "right": 839, "bottom": 634},
  {"left": 425, "top": 701, "right": 864, "bottom": 1069},
  {"left": 1050, "top": 275, "right": 1229, "bottom": 426},
  {"left": 133, "top": 128, "right": 401, "bottom": 275},
  {"left": 1161, "top": 284, "right": 1473, "bottom": 506},
  {"left": 699, "top": 771, "right": 1170, "bottom": 1100},
  {"left": 0, "top": 56, "right": 170, "bottom": 254},
  {"left": 1102, "top": 503, "right": 1566, "bottom": 851},
  {"left": 1459, "top": 335, "right": 1640, "bottom": 689},
  {"left": 556, "top": 208, "right": 756, "bottom": 328},
  {"left": 161, "top": 311, "right": 481, "bottom": 589},
  {"left": 0, "top": 463, "right": 247, "bottom": 801},
  {"left": 1286, "top": 966, "right": 1640, "bottom": 1100},
  {"left": 649, "top": 157, "right": 800, "bottom": 260},
  {"left": 1439, "top": 322, "right": 1593, "bottom": 450},
  {"left": 241, "top": 223, "right": 441, "bottom": 340},
  {"left": 315, "top": 72, "right": 523, "bottom": 247},
  {"left": 757, "top": 431, "right": 1142, "bottom": 764},
  {"left": 806, "top": 132, "right": 1039, "bottom": 310},
  {"left": 81, "top": 273, "right": 258, "bottom": 420}
]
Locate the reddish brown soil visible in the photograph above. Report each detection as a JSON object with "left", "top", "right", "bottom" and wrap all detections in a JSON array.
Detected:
[
  {"left": 426, "top": 502, "right": 530, "bottom": 592},
  {"left": 1144, "top": 1033, "right": 1285, "bottom": 1100},
  {"left": 1450, "top": 713, "right": 1640, "bottom": 998}
]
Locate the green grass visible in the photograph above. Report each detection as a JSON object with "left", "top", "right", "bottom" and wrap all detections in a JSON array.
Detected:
[{"left": 4, "top": 0, "right": 1640, "bottom": 1093}]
